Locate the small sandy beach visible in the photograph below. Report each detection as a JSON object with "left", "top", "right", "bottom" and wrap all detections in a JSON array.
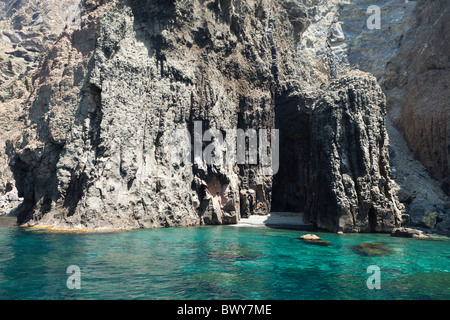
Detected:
[{"left": 234, "top": 212, "right": 315, "bottom": 230}]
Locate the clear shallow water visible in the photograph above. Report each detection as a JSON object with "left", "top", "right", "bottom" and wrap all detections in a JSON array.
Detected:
[{"left": 0, "top": 217, "right": 449, "bottom": 300}]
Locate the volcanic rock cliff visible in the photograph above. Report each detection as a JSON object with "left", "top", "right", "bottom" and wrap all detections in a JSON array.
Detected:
[
  {"left": 0, "top": 0, "right": 83, "bottom": 212},
  {"left": 1, "top": 0, "right": 447, "bottom": 233},
  {"left": 285, "top": 0, "right": 450, "bottom": 233}
]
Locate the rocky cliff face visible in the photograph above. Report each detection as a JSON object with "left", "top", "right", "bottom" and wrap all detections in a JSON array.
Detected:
[
  {"left": 2, "top": 0, "right": 446, "bottom": 233},
  {"left": 10, "top": 0, "right": 280, "bottom": 229},
  {"left": 0, "top": 0, "right": 83, "bottom": 213},
  {"left": 4, "top": 0, "right": 400, "bottom": 232},
  {"left": 273, "top": 72, "right": 401, "bottom": 232},
  {"left": 398, "top": 0, "right": 449, "bottom": 196},
  {"left": 300, "top": 0, "right": 449, "bottom": 197},
  {"left": 290, "top": 0, "right": 449, "bottom": 233}
]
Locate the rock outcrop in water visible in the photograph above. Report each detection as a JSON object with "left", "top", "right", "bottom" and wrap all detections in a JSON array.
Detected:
[
  {"left": 1, "top": 0, "right": 446, "bottom": 233},
  {"left": 390, "top": 227, "right": 428, "bottom": 239}
]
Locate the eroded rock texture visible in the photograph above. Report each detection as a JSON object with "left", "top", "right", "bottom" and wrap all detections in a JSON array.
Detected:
[
  {"left": 398, "top": 0, "right": 449, "bottom": 196},
  {"left": 7, "top": 0, "right": 403, "bottom": 231},
  {"left": 11, "top": 0, "right": 281, "bottom": 229},
  {"left": 274, "top": 72, "right": 401, "bottom": 232},
  {"left": 0, "top": 0, "right": 83, "bottom": 212},
  {"left": 296, "top": 0, "right": 449, "bottom": 198},
  {"left": 288, "top": 0, "right": 449, "bottom": 232}
]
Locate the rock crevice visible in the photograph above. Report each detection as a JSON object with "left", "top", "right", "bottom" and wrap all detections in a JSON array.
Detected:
[{"left": 2, "top": 0, "right": 415, "bottom": 233}]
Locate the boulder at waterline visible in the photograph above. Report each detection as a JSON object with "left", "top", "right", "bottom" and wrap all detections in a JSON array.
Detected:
[
  {"left": 390, "top": 228, "right": 429, "bottom": 239},
  {"left": 298, "top": 234, "right": 331, "bottom": 247}
]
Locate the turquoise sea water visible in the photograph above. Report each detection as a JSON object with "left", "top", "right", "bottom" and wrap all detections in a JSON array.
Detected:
[{"left": 0, "top": 217, "right": 449, "bottom": 300}]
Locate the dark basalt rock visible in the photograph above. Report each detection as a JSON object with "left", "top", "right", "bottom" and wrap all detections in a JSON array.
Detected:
[
  {"left": 274, "top": 73, "right": 402, "bottom": 233},
  {"left": 390, "top": 227, "right": 429, "bottom": 239},
  {"left": 8, "top": 0, "right": 402, "bottom": 232}
]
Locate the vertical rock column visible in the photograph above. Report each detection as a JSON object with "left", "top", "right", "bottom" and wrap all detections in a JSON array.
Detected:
[{"left": 274, "top": 71, "right": 402, "bottom": 233}]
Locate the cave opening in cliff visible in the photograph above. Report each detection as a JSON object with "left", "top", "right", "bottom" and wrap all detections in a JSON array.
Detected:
[
  {"left": 9, "top": 155, "right": 35, "bottom": 224},
  {"left": 88, "top": 84, "right": 103, "bottom": 159},
  {"left": 63, "top": 172, "right": 88, "bottom": 217},
  {"left": 271, "top": 94, "right": 312, "bottom": 216},
  {"left": 368, "top": 206, "right": 377, "bottom": 232}
]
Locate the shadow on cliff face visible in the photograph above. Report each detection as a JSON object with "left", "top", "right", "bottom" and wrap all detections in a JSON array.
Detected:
[
  {"left": 271, "top": 74, "right": 402, "bottom": 233},
  {"left": 272, "top": 91, "right": 313, "bottom": 213},
  {"left": 1, "top": 0, "right": 27, "bottom": 20},
  {"left": 8, "top": 0, "right": 112, "bottom": 225},
  {"left": 125, "top": 0, "right": 277, "bottom": 224},
  {"left": 271, "top": 90, "right": 337, "bottom": 227},
  {"left": 9, "top": 157, "right": 34, "bottom": 223},
  {"left": 7, "top": 0, "right": 402, "bottom": 231},
  {"left": 10, "top": 143, "right": 64, "bottom": 224},
  {"left": 129, "top": 0, "right": 176, "bottom": 60}
]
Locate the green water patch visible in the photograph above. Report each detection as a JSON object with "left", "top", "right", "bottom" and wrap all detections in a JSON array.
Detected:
[
  {"left": 0, "top": 224, "right": 448, "bottom": 300},
  {"left": 297, "top": 238, "right": 332, "bottom": 247},
  {"left": 351, "top": 242, "right": 394, "bottom": 257},
  {"left": 206, "top": 245, "right": 262, "bottom": 261},
  {"left": 384, "top": 272, "right": 450, "bottom": 300},
  {"left": 184, "top": 270, "right": 269, "bottom": 299}
]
